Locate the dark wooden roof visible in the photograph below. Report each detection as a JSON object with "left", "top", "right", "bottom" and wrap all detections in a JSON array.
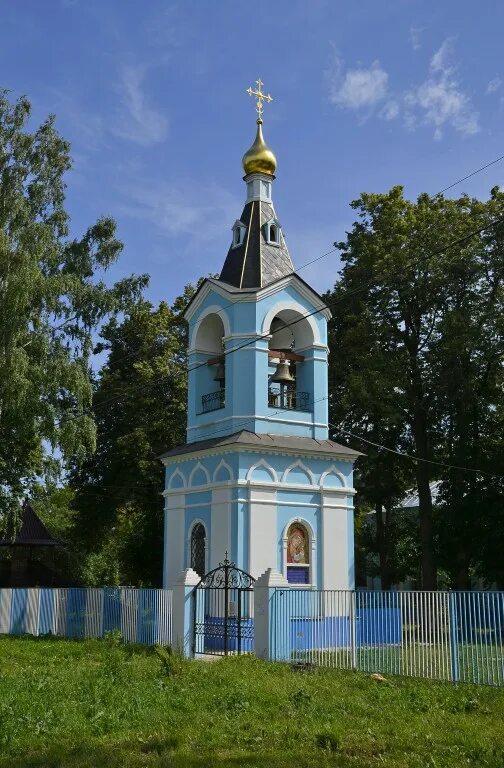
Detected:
[
  {"left": 160, "top": 430, "right": 361, "bottom": 460},
  {"left": 219, "top": 200, "right": 293, "bottom": 289},
  {"left": 0, "top": 502, "right": 61, "bottom": 547}
]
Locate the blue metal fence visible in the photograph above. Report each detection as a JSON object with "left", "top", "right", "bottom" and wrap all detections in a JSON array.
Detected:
[
  {"left": 0, "top": 587, "right": 172, "bottom": 645},
  {"left": 271, "top": 589, "right": 504, "bottom": 686}
]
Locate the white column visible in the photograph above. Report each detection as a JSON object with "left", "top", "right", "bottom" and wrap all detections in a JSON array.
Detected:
[
  {"left": 172, "top": 568, "right": 200, "bottom": 656},
  {"left": 210, "top": 487, "right": 231, "bottom": 569},
  {"left": 164, "top": 493, "right": 185, "bottom": 588},
  {"left": 254, "top": 568, "right": 289, "bottom": 660},
  {"left": 248, "top": 486, "right": 277, "bottom": 579},
  {"left": 321, "top": 491, "right": 353, "bottom": 589}
]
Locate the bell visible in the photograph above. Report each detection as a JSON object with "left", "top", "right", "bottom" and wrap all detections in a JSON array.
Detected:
[
  {"left": 271, "top": 359, "right": 295, "bottom": 385},
  {"left": 213, "top": 362, "right": 225, "bottom": 386}
]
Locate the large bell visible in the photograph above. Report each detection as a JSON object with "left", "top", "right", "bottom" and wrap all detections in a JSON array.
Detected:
[
  {"left": 271, "top": 359, "right": 295, "bottom": 385},
  {"left": 213, "top": 362, "right": 225, "bottom": 386}
]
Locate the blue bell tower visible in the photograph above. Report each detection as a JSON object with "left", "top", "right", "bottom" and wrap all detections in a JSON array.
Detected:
[{"left": 162, "top": 82, "right": 359, "bottom": 591}]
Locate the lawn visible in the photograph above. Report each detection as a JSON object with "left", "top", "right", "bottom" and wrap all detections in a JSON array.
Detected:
[{"left": 1, "top": 635, "right": 504, "bottom": 767}]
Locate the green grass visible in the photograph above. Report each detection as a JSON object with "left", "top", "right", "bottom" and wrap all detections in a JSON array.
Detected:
[{"left": 1, "top": 636, "right": 504, "bottom": 767}]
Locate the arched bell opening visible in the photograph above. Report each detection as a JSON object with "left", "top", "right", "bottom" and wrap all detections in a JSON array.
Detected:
[
  {"left": 267, "top": 311, "right": 314, "bottom": 412},
  {"left": 193, "top": 313, "right": 226, "bottom": 414}
]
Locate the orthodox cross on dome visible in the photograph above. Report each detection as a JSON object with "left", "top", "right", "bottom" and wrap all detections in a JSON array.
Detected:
[{"left": 246, "top": 78, "right": 273, "bottom": 121}]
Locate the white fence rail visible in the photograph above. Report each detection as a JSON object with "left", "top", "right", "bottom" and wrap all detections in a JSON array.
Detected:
[
  {"left": 0, "top": 587, "right": 172, "bottom": 646},
  {"left": 271, "top": 589, "right": 504, "bottom": 686}
]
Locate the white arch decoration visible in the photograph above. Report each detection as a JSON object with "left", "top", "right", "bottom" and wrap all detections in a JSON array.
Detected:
[
  {"left": 188, "top": 461, "right": 211, "bottom": 487},
  {"left": 320, "top": 465, "right": 346, "bottom": 488},
  {"left": 213, "top": 459, "right": 233, "bottom": 483},
  {"left": 168, "top": 468, "right": 187, "bottom": 490},
  {"left": 186, "top": 518, "right": 208, "bottom": 575},
  {"left": 261, "top": 300, "right": 321, "bottom": 347},
  {"left": 190, "top": 304, "right": 231, "bottom": 351},
  {"left": 281, "top": 459, "right": 315, "bottom": 486},
  {"left": 282, "top": 517, "right": 317, "bottom": 587},
  {"left": 246, "top": 459, "right": 278, "bottom": 484}
]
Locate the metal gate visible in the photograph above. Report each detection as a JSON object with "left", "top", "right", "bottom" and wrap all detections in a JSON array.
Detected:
[{"left": 192, "top": 554, "right": 255, "bottom": 656}]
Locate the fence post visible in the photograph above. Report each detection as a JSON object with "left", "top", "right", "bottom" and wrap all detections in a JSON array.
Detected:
[
  {"left": 172, "top": 568, "right": 200, "bottom": 657},
  {"left": 254, "top": 569, "right": 289, "bottom": 661},
  {"left": 448, "top": 591, "right": 460, "bottom": 685}
]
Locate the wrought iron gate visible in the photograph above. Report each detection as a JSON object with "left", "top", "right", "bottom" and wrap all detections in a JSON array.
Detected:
[{"left": 192, "top": 554, "right": 255, "bottom": 656}]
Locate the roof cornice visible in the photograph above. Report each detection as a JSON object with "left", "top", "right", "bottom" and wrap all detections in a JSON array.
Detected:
[{"left": 184, "top": 273, "right": 331, "bottom": 322}]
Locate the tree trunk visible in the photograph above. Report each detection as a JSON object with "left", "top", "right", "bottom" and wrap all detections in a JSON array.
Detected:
[
  {"left": 455, "top": 550, "right": 470, "bottom": 590},
  {"left": 416, "top": 461, "right": 436, "bottom": 589},
  {"left": 375, "top": 502, "right": 392, "bottom": 590},
  {"left": 412, "top": 404, "right": 437, "bottom": 590}
]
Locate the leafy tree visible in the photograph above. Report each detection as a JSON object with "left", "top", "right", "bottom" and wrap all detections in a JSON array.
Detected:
[
  {"left": 70, "top": 290, "right": 193, "bottom": 585},
  {"left": 0, "top": 91, "right": 146, "bottom": 529},
  {"left": 326, "top": 272, "right": 415, "bottom": 588},
  {"left": 327, "top": 186, "right": 504, "bottom": 588}
]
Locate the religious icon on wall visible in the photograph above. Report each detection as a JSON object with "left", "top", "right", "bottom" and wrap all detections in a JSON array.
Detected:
[{"left": 287, "top": 525, "right": 308, "bottom": 564}]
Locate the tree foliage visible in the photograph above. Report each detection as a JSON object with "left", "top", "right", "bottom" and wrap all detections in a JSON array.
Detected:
[
  {"left": 0, "top": 91, "right": 146, "bottom": 529},
  {"left": 327, "top": 186, "right": 504, "bottom": 588},
  {"left": 70, "top": 290, "right": 193, "bottom": 585}
]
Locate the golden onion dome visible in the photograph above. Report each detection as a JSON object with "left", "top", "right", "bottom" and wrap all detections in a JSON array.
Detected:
[{"left": 242, "top": 119, "right": 277, "bottom": 176}]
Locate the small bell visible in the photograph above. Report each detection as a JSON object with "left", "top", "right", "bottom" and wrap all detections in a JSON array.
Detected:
[
  {"left": 213, "top": 362, "right": 225, "bottom": 387},
  {"left": 271, "top": 359, "right": 295, "bottom": 385}
]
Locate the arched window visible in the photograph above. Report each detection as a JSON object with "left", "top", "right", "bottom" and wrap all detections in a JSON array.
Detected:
[
  {"left": 190, "top": 523, "right": 206, "bottom": 578},
  {"left": 286, "top": 523, "right": 310, "bottom": 584}
]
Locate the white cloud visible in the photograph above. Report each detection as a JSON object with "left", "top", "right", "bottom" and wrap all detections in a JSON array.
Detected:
[
  {"left": 430, "top": 38, "right": 454, "bottom": 74},
  {"left": 380, "top": 100, "right": 400, "bottom": 121},
  {"left": 410, "top": 27, "right": 423, "bottom": 51},
  {"left": 112, "top": 65, "right": 168, "bottom": 146},
  {"left": 118, "top": 178, "right": 240, "bottom": 246},
  {"left": 405, "top": 39, "right": 479, "bottom": 139},
  {"left": 487, "top": 77, "right": 502, "bottom": 94},
  {"left": 327, "top": 55, "right": 388, "bottom": 110}
]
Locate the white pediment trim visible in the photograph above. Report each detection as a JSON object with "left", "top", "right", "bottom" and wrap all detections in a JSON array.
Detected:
[
  {"left": 188, "top": 461, "right": 211, "bottom": 487},
  {"left": 246, "top": 458, "right": 278, "bottom": 483},
  {"left": 320, "top": 465, "right": 346, "bottom": 488},
  {"left": 189, "top": 304, "right": 231, "bottom": 352},
  {"left": 213, "top": 458, "right": 233, "bottom": 482},
  {"left": 168, "top": 468, "right": 187, "bottom": 490},
  {"left": 261, "top": 300, "right": 321, "bottom": 346},
  {"left": 281, "top": 459, "right": 315, "bottom": 486}
]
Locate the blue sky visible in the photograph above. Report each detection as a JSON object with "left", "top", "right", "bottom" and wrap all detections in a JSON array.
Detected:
[{"left": 2, "top": 0, "right": 504, "bottom": 303}]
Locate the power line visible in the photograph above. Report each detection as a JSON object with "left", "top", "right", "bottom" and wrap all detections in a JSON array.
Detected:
[
  {"left": 59, "top": 210, "right": 504, "bottom": 426},
  {"left": 438, "top": 153, "right": 504, "bottom": 195},
  {"left": 43, "top": 149, "right": 504, "bottom": 383},
  {"left": 329, "top": 424, "right": 504, "bottom": 479}
]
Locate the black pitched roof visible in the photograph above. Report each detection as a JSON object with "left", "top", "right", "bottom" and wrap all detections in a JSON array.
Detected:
[
  {"left": 219, "top": 200, "right": 294, "bottom": 289},
  {"left": 160, "top": 430, "right": 362, "bottom": 460},
  {"left": 0, "top": 502, "right": 61, "bottom": 547}
]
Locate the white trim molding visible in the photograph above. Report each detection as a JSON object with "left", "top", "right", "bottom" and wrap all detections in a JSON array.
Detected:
[
  {"left": 189, "top": 304, "right": 231, "bottom": 352},
  {"left": 168, "top": 468, "right": 187, "bottom": 490},
  {"left": 320, "top": 465, "right": 347, "bottom": 488},
  {"left": 188, "top": 461, "right": 211, "bottom": 488},
  {"left": 281, "top": 459, "right": 315, "bottom": 486},
  {"left": 261, "top": 300, "right": 321, "bottom": 346},
  {"left": 246, "top": 459, "right": 278, "bottom": 484},
  {"left": 213, "top": 458, "right": 233, "bottom": 483}
]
